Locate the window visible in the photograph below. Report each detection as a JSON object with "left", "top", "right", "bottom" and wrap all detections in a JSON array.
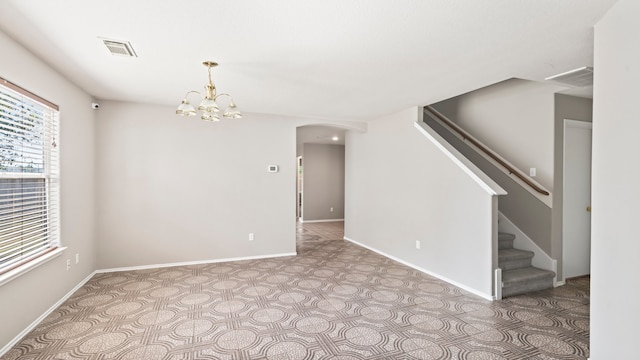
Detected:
[{"left": 0, "top": 77, "right": 60, "bottom": 276}]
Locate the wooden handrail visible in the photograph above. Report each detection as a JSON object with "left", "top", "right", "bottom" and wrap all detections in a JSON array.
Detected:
[{"left": 424, "top": 105, "right": 550, "bottom": 196}]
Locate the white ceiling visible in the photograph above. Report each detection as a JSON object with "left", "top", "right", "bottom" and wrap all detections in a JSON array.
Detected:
[{"left": 0, "top": 0, "right": 617, "bottom": 121}]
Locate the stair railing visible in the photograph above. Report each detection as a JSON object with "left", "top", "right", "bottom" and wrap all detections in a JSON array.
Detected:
[{"left": 424, "top": 105, "right": 550, "bottom": 196}]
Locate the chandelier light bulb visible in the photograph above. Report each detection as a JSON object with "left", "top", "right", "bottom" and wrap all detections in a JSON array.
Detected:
[
  {"left": 198, "top": 97, "right": 219, "bottom": 112},
  {"left": 176, "top": 99, "right": 196, "bottom": 116},
  {"left": 223, "top": 99, "right": 242, "bottom": 119}
]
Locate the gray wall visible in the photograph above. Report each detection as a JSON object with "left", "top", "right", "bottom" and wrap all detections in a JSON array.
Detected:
[
  {"left": 0, "top": 29, "right": 96, "bottom": 349},
  {"left": 430, "top": 80, "right": 562, "bottom": 259},
  {"left": 433, "top": 89, "right": 592, "bottom": 279},
  {"left": 551, "top": 94, "right": 592, "bottom": 279},
  {"left": 95, "top": 102, "right": 297, "bottom": 269},
  {"left": 591, "top": 0, "right": 640, "bottom": 357},
  {"left": 345, "top": 107, "right": 496, "bottom": 299},
  {"left": 302, "top": 143, "right": 345, "bottom": 221},
  {"left": 432, "top": 84, "right": 594, "bottom": 279},
  {"left": 434, "top": 78, "right": 564, "bottom": 191},
  {"left": 0, "top": 50, "right": 366, "bottom": 349},
  {"left": 423, "top": 111, "right": 553, "bottom": 255}
]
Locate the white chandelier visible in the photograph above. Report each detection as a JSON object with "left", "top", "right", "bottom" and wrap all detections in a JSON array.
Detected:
[{"left": 176, "top": 61, "right": 242, "bottom": 121}]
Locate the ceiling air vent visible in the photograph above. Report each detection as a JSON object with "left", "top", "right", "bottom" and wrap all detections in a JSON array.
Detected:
[
  {"left": 545, "top": 66, "right": 593, "bottom": 87},
  {"left": 101, "top": 39, "right": 137, "bottom": 57}
]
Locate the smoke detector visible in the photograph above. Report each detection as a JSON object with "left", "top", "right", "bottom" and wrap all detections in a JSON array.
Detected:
[
  {"left": 545, "top": 66, "right": 593, "bottom": 87},
  {"left": 101, "top": 38, "right": 137, "bottom": 57}
]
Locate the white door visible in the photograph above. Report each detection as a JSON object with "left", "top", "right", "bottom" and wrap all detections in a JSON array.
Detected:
[{"left": 563, "top": 119, "right": 592, "bottom": 279}]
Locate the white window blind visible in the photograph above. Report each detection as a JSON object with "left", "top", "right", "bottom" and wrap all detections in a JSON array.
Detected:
[{"left": 0, "top": 77, "right": 59, "bottom": 276}]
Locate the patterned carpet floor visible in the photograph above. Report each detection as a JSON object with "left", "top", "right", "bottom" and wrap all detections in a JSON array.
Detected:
[{"left": 2, "top": 221, "right": 590, "bottom": 359}]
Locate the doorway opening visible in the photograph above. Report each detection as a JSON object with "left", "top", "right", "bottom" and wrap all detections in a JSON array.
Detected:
[{"left": 296, "top": 125, "right": 346, "bottom": 223}]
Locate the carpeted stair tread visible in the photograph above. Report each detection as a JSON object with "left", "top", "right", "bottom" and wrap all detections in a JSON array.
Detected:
[
  {"left": 499, "top": 248, "right": 534, "bottom": 270},
  {"left": 499, "top": 248, "right": 534, "bottom": 261},
  {"left": 502, "top": 267, "right": 555, "bottom": 285},
  {"left": 498, "top": 232, "right": 515, "bottom": 250},
  {"left": 498, "top": 232, "right": 515, "bottom": 241},
  {"left": 502, "top": 267, "right": 556, "bottom": 297}
]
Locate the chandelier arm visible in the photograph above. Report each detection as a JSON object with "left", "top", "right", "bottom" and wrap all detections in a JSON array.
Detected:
[
  {"left": 183, "top": 90, "right": 201, "bottom": 99},
  {"left": 213, "top": 93, "right": 232, "bottom": 101}
]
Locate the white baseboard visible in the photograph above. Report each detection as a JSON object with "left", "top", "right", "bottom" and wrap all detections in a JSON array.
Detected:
[
  {"left": 0, "top": 271, "right": 96, "bottom": 357},
  {"left": 1, "top": 251, "right": 298, "bottom": 356},
  {"left": 299, "top": 218, "right": 344, "bottom": 224},
  {"left": 96, "top": 252, "right": 297, "bottom": 274},
  {"left": 344, "top": 236, "right": 494, "bottom": 301}
]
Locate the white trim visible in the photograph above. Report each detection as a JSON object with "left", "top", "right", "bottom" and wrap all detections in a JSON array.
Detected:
[
  {"left": 0, "top": 173, "right": 47, "bottom": 179},
  {"left": 296, "top": 155, "right": 303, "bottom": 220},
  {"left": 0, "top": 270, "right": 96, "bottom": 357},
  {"left": 545, "top": 66, "right": 593, "bottom": 82},
  {"left": 494, "top": 268, "right": 502, "bottom": 300},
  {"left": 0, "top": 247, "right": 66, "bottom": 287},
  {"left": 95, "top": 252, "right": 297, "bottom": 274},
  {"left": 299, "top": 218, "right": 344, "bottom": 224},
  {"left": 344, "top": 236, "right": 494, "bottom": 301},
  {"left": 414, "top": 110, "right": 506, "bottom": 197}
]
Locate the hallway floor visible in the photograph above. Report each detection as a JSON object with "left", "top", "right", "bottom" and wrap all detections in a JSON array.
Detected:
[{"left": 3, "top": 222, "right": 589, "bottom": 359}]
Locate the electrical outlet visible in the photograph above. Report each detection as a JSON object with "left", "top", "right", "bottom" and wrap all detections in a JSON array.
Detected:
[
  {"left": 415, "top": 240, "right": 421, "bottom": 249},
  {"left": 330, "top": 207, "right": 334, "bottom": 212},
  {"left": 66, "top": 259, "right": 71, "bottom": 271},
  {"left": 249, "top": 233, "right": 255, "bottom": 241},
  {"left": 75, "top": 253, "right": 80, "bottom": 264}
]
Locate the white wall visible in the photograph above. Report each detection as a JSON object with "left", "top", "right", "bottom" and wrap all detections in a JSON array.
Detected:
[
  {"left": 302, "top": 144, "right": 345, "bottom": 221},
  {"left": 345, "top": 107, "right": 496, "bottom": 298},
  {"left": 0, "top": 30, "right": 96, "bottom": 349},
  {"left": 95, "top": 102, "right": 299, "bottom": 269},
  {"left": 591, "top": 0, "right": 640, "bottom": 357},
  {"left": 435, "top": 79, "right": 565, "bottom": 191}
]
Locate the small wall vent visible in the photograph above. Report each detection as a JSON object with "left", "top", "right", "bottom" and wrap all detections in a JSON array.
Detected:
[
  {"left": 545, "top": 66, "right": 593, "bottom": 87},
  {"left": 101, "top": 38, "right": 137, "bottom": 57}
]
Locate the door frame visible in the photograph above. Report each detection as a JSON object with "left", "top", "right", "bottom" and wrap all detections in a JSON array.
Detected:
[
  {"left": 296, "top": 156, "right": 303, "bottom": 220},
  {"left": 562, "top": 119, "right": 592, "bottom": 280}
]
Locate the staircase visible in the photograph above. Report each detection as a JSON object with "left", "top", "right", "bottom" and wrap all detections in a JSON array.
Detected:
[{"left": 499, "top": 232, "right": 555, "bottom": 297}]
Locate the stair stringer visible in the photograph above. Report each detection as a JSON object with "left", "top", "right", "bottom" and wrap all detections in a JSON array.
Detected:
[{"left": 498, "top": 212, "right": 561, "bottom": 287}]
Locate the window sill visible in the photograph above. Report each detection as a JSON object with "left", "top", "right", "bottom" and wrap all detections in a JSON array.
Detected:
[{"left": 0, "top": 247, "right": 67, "bottom": 287}]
